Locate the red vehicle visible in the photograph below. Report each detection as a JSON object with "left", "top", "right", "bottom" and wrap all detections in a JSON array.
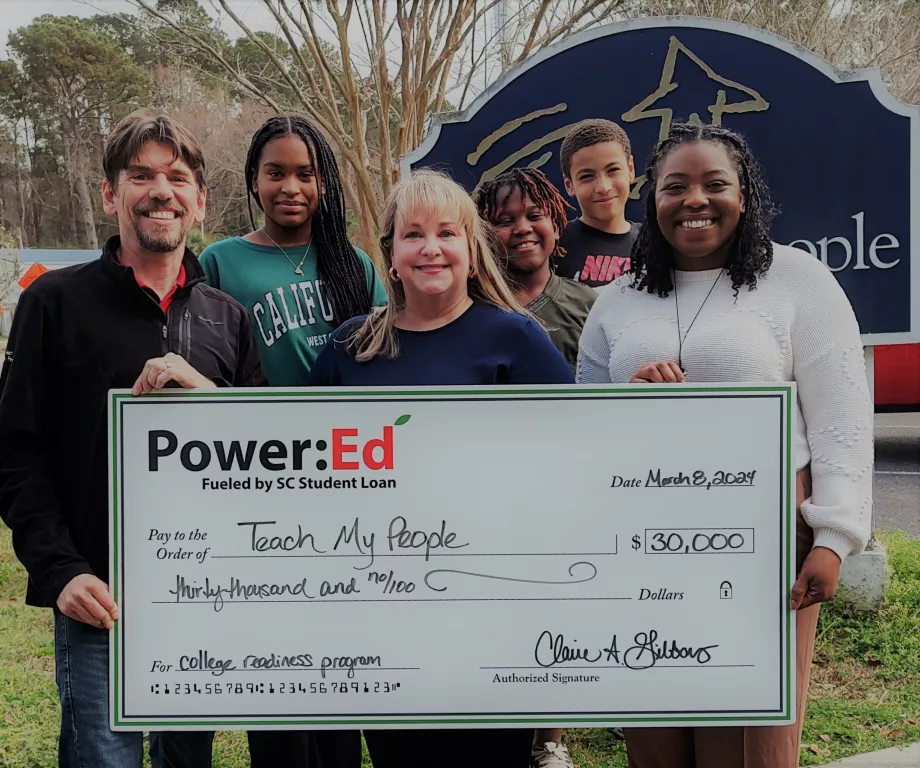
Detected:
[{"left": 875, "top": 344, "right": 920, "bottom": 408}]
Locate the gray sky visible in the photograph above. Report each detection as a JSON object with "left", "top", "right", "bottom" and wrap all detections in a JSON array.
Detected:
[
  {"left": 0, "top": 0, "right": 281, "bottom": 53},
  {"left": 0, "top": 0, "right": 497, "bottom": 106},
  {"left": 0, "top": 0, "right": 124, "bottom": 45}
]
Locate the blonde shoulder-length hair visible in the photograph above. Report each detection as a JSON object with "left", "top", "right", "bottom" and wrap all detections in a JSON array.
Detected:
[{"left": 347, "top": 169, "right": 536, "bottom": 362}]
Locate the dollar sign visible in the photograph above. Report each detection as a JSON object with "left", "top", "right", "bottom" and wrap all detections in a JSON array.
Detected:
[{"left": 632, "top": 534, "right": 641, "bottom": 551}]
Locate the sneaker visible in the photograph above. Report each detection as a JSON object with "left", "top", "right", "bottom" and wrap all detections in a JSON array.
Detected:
[
  {"left": 531, "top": 741, "right": 575, "bottom": 768},
  {"left": 609, "top": 726, "right": 625, "bottom": 740}
]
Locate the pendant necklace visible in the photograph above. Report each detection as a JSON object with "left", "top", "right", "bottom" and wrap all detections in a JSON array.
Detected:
[
  {"left": 263, "top": 229, "right": 312, "bottom": 276},
  {"left": 674, "top": 267, "right": 724, "bottom": 374}
]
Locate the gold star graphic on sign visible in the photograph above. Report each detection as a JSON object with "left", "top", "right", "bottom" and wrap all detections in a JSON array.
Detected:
[{"left": 622, "top": 35, "right": 770, "bottom": 197}]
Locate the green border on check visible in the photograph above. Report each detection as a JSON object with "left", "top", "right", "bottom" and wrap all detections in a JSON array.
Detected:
[{"left": 109, "top": 384, "right": 796, "bottom": 729}]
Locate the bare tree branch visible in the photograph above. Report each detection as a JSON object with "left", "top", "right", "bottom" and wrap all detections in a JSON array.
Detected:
[
  {"left": 100, "top": 0, "right": 920, "bottom": 255},
  {"left": 261, "top": 1, "right": 340, "bottom": 131},
  {"left": 531, "top": 0, "right": 620, "bottom": 52},
  {"left": 209, "top": 0, "right": 329, "bottom": 127},
  {"left": 517, "top": 0, "right": 553, "bottom": 63},
  {"left": 132, "top": 0, "right": 285, "bottom": 113},
  {"left": 294, "top": 0, "right": 350, "bottom": 99}
]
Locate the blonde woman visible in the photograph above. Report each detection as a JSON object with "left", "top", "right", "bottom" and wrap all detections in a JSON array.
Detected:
[
  {"left": 307, "top": 170, "right": 571, "bottom": 768},
  {"left": 307, "top": 169, "right": 572, "bottom": 387}
]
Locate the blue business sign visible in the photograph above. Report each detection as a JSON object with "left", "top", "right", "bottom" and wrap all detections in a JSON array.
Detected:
[{"left": 403, "top": 17, "right": 920, "bottom": 343}]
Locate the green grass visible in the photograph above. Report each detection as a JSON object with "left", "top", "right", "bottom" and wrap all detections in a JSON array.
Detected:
[
  {"left": 1, "top": 526, "right": 917, "bottom": 767},
  {"left": 796, "top": 530, "right": 920, "bottom": 765}
]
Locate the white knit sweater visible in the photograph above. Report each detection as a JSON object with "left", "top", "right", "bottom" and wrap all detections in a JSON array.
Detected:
[{"left": 576, "top": 244, "right": 873, "bottom": 562}]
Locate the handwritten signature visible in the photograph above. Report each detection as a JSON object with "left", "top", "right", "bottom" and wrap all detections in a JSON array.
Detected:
[{"left": 534, "top": 629, "right": 718, "bottom": 669}]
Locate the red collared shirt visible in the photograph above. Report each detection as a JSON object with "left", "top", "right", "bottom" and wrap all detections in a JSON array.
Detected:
[{"left": 120, "top": 258, "right": 187, "bottom": 313}]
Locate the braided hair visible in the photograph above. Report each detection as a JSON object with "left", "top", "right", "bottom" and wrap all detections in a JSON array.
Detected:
[
  {"left": 476, "top": 167, "right": 574, "bottom": 262},
  {"left": 244, "top": 115, "right": 372, "bottom": 323},
  {"left": 630, "top": 122, "right": 777, "bottom": 297}
]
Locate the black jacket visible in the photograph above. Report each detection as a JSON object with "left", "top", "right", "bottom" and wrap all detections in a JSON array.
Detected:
[{"left": 0, "top": 236, "right": 267, "bottom": 607}]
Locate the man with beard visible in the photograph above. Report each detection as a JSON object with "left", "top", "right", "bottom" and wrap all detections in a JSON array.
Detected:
[{"left": 0, "top": 110, "right": 266, "bottom": 767}]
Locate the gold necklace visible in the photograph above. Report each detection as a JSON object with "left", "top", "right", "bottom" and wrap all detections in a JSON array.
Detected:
[{"left": 262, "top": 229, "right": 312, "bottom": 275}]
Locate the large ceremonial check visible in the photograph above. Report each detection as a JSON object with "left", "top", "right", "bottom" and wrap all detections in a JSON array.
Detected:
[{"left": 109, "top": 384, "right": 797, "bottom": 730}]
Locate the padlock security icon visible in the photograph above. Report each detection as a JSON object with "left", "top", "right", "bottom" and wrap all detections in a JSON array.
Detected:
[{"left": 720, "top": 581, "right": 733, "bottom": 599}]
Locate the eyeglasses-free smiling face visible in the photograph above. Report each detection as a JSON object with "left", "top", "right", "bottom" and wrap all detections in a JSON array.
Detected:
[
  {"left": 654, "top": 141, "right": 745, "bottom": 270},
  {"left": 254, "top": 135, "right": 323, "bottom": 231},
  {"left": 102, "top": 140, "right": 206, "bottom": 255},
  {"left": 391, "top": 207, "right": 472, "bottom": 305},
  {"left": 564, "top": 140, "right": 635, "bottom": 230},
  {"left": 490, "top": 186, "right": 558, "bottom": 276}
]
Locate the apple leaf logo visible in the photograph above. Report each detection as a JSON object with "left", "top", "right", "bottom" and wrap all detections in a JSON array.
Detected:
[{"left": 394, "top": 414, "right": 412, "bottom": 426}]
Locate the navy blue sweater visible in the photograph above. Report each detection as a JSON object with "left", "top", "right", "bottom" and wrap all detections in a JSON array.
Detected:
[{"left": 307, "top": 302, "right": 574, "bottom": 386}]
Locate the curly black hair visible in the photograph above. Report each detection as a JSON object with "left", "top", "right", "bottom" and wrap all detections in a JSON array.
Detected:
[
  {"left": 476, "top": 167, "right": 574, "bottom": 263},
  {"left": 560, "top": 118, "right": 632, "bottom": 179},
  {"left": 244, "top": 115, "right": 372, "bottom": 323},
  {"left": 630, "top": 122, "right": 777, "bottom": 297}
]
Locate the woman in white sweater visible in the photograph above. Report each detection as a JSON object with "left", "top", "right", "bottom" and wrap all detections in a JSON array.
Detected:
[{"left": 577, "top": 123, "right": 873, "bottom": 768}]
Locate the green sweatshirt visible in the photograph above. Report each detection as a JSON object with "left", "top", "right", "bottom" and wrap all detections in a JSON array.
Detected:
[
  {"left": 199, "top": 237, "right": 387, "bottom": 385},
  {"left": 527, "top": 274, "right": 597, "bottom": 372}
]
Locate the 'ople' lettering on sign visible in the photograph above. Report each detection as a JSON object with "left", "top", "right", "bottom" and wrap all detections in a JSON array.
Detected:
[{"left": 790, "top": 213, "right": 900, "bottom": 272}]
